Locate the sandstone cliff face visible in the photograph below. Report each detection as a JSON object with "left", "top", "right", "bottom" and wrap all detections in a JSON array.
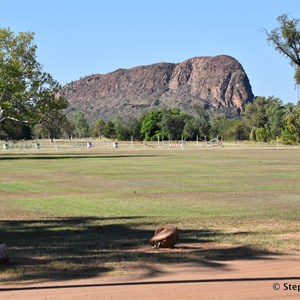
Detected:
[{"left": 62, "top": 55, "right": 254, "bottom": 123}]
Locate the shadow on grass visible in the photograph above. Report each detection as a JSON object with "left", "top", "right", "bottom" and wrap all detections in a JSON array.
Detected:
[
  {"left": 0, "top": 217, "right": 278, "bottom": 283},
  {"left": 0, "top": 154, "right": 166, "bottom": 161}
]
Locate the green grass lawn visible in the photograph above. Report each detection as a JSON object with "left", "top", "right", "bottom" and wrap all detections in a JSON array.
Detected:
[{"left": 0, "top": 146, "right": 299, "bottom": 283}]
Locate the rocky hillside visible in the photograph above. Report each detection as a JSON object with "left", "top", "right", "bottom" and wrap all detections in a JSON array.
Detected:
[{"left": 61, "top": 55, "right": 254, "bottom": 123}]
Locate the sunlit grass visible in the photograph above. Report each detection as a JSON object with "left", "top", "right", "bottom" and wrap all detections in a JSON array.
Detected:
[{"left": 0, "top": 147, "right": 299, "bottom": 283}]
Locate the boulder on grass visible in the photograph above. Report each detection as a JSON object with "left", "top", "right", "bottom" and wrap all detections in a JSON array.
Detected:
[
  {"left": 149, "top": 227, "right": 179, "bottom": 248},
  {"left": 0, "top": 243, "right": 10, "bottom": 264}
]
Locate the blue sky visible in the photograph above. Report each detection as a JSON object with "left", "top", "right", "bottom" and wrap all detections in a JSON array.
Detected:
[{"left": 1, "top": 0, "right": 299, "bottom": 103}]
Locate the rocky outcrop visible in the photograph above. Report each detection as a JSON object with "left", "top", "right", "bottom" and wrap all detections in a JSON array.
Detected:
[{"left": 61, "top": 55, "right": 254, "bottom": 123}]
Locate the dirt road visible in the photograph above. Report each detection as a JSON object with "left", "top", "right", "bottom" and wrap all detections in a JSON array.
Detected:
[{"left": 1, "top": 254, "right": 299, "bottom": 299}]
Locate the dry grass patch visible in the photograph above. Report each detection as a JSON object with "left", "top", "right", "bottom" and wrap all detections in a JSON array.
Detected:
[{"left": 0, "top": 147, "right": 299, "bottom": 283}]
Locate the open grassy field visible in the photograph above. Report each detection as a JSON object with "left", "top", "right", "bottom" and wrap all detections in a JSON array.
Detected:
[{"left": 0, "top": 144, "right": 299, "bottom": 284}]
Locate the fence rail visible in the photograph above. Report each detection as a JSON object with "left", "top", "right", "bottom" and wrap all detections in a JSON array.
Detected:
[{"left": 1, "top": 139, "right": 298, "bottom": 152}]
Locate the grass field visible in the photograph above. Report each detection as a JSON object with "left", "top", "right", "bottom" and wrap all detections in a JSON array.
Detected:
[{"left": 0, "top": 144, "right": 299, "bottom": 283}]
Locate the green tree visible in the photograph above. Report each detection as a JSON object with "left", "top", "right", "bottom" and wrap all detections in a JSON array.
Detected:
[
  {"left": 211, "top": 118, "right": 250, "bottom": 142},
  {"left": 0, "top": 121, "right": 31, "bottom": 140},
  {"left": 113, "top": 115, "right": 143, "bottom": 141},
  {"left": 0, "top": 28, "right": 67, "bottom": 137},
  {"left": 103, "top": 120, "right": 116, "bottom": 139},
  {"left": 61, "top": 118, "right": 76, "bottom": 139},
  {"left": 140, "top": 110, "right": 162, "bottom": 140},
  {"left": 36, "top": 96, "right": 68, "bottom": 141},
  {"left": 130, "top": 117, "right": 143, "bottom": 140},
  {"left": 113, "top": 116, "right": 130, "bottom": 140},
  {"left": 265, "top": 97, "right": 285, "bottom": 140},
  {"left": 245, "top": 96, "right": 268, "bottom": 130},
  {"left": 74, "top": 112, "right": 89, "bottom": 138},
  {"left": 265, "top": 14, "right": 300, "bottom": 88},
  {"left": 158, "top": 108, "right": 187, "bottom": 140},
  {"left": 255, "top": 127, "right": 270, "bottom": 142},
  {"left": 295, "top": 66, "right": 300, "bottom": 85},
  {"left": 245, "top": 96, "right": 286, "bottom": 141},
  {"left": 209, "top": 114, "right": 228, "bottom": 139},
  {"left": 231, "top": 120, "right": 251, "bottom": 141},
  {"left": 183, "top": 116, "right": 200, "bottom": 140},
  {"left": 245, "top": 96, "right": 270, "bottom": 141},
  {"left": 91, "top": 119, "right": 106, "bottom": 139},
  {"left": 32, "top": 123, "right": 49, "bottom": 139},
  {"left": 282, "top": 104, "right": 300, "bottom": 143},
  {"left": 193, "top": 104, "right": 211, "bottom": 139}
]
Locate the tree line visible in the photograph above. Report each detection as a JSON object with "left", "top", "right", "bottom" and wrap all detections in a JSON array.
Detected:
[
  {"left": 1, "top": 14, "right": 300, "bottom": 144},
  {"left": 40, "top": 97, "right": 298, "bottom": 144}
]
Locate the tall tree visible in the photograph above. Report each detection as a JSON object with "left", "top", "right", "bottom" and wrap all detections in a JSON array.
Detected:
[
  {"left": 265, "top": 97, "right": 285, "bottom": 139},
  {"left": 74, "top": 112, "right": 89, "bottom": 138},
  {"left": 245, "top": 96, "right": 285, "bottom": 141},
  {"left": 0, "top": 28, "right": 67, "bottom": 137},
  {"left": 35, "top": 96, "right": 68, "bottom": 141},
  {"left": 103, "top": 120, "right": 116, "bottom": 139},
  {"left": 140, "top": 110, "right": 162, "bottom": 141},
  {"left": 265, "top": 14, "right": 300, "bottom": 89},
  {"left": 245, "top": 96, "right": 268, "bottom": 130},
  {"left": 193, "top": 104, "right": 211, "bottom": 139},
  {"left": 282, "top": 104, "right": 300, "bottom": 143},
  {"left": 112, "top": 115, "right": 142, "bottom": 141},
  {"left": 91, "top": 119, "right": 106, "bottom": 139},
  {"left": 61, "top": 118, "right": 76, "bottom": 139},
  {"left": 158, "top": 108, "right": 187, "bottom": 140}
]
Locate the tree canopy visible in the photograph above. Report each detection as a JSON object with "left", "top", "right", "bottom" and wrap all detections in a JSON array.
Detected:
[
  {"left": 0, "top": 27, "right": 67, "bottom": 139},
  {"left": 265, "top": 14, "right": 300, "bottom": 87}
]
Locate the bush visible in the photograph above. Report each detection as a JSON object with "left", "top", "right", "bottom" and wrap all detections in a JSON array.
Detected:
[{"left": 255, "top": 128, "right": 270, "bottom": 142}]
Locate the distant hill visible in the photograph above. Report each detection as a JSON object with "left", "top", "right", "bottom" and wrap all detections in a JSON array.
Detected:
[{"left": 61, "top": 55, "right": 254, "bottom": 123}]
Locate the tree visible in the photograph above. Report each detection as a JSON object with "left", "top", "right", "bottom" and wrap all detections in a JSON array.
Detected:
[
  {"left": 183, "top": 116, "right": 200, "bottom": 140},
  {"left": 113, "top": 116, "right": 130, "bottom": 140},
  {"left": 74, "top": 112, "right": 89, "bottom": 138},
  {"left": 255, "top": 127, "right": 270, "bottom": 142},
  {"left": 265, "top": 97, "right": 285, "bottom": 140},
  {"left": 35, "top": 96, "right": 68, "bottom": 141},
  {"left": 245, "top": 96, "right": 268, "bottom": 129},
  {"left": 193, "top": 104, "right": 210, "bottom": 139},
  {"left": 61, "top": 118, "right": 76, "bottom": 139},
  {"left": 32, "top": 123, "right": 49, "bottom": 139},
  {"left": 130, "top": 117, "right": 143, "bottom": 140},
  {"left": 112, "top": 115, "right": 143, "bottom": 141},
  {"left": 103, "top": 120, "right": 116, "bottom": 139},
  {"left": 245, "top": 96, "right": 286, "bottom": 141},
  {"left": 1, "top": 121, "right": 31, "bottom": 140},
  {"left": 209, "top": 114, "right": 228, "bottom": 139},
  {"left": 158, "top": 108, "right": 187, "bottom": 140},
  {"left": 295, "top": 67, "right": 300, "bottom": 100},
  {"left": 282, "top": 104, "right": 300, "bottom": 143},
  {"left": 140, "top": 110, "right": 162, "bottom": 140},
  {"left": 0, "top": 28, "right": 67, "bottom": 138},
  {"left": 231, "top": 120, "right": 250, "bottom": 141},
  {"left": 208, "top": 116, "right": 250, "bottom": 142},
  {"left": 265, "top": 14, "right": 300, "bottom": 88},
  {"left": 91, "top": 119, "right": 106, "bottom": 139}
]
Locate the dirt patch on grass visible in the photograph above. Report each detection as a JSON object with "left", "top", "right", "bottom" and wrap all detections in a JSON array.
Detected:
[{"left": 279, "top": 232, "right": 300, "bottom": 240}]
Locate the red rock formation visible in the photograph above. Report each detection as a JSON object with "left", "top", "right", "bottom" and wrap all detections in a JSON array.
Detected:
[{"left": 61, "top": 55, "right": 253, "bottom": 123}]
